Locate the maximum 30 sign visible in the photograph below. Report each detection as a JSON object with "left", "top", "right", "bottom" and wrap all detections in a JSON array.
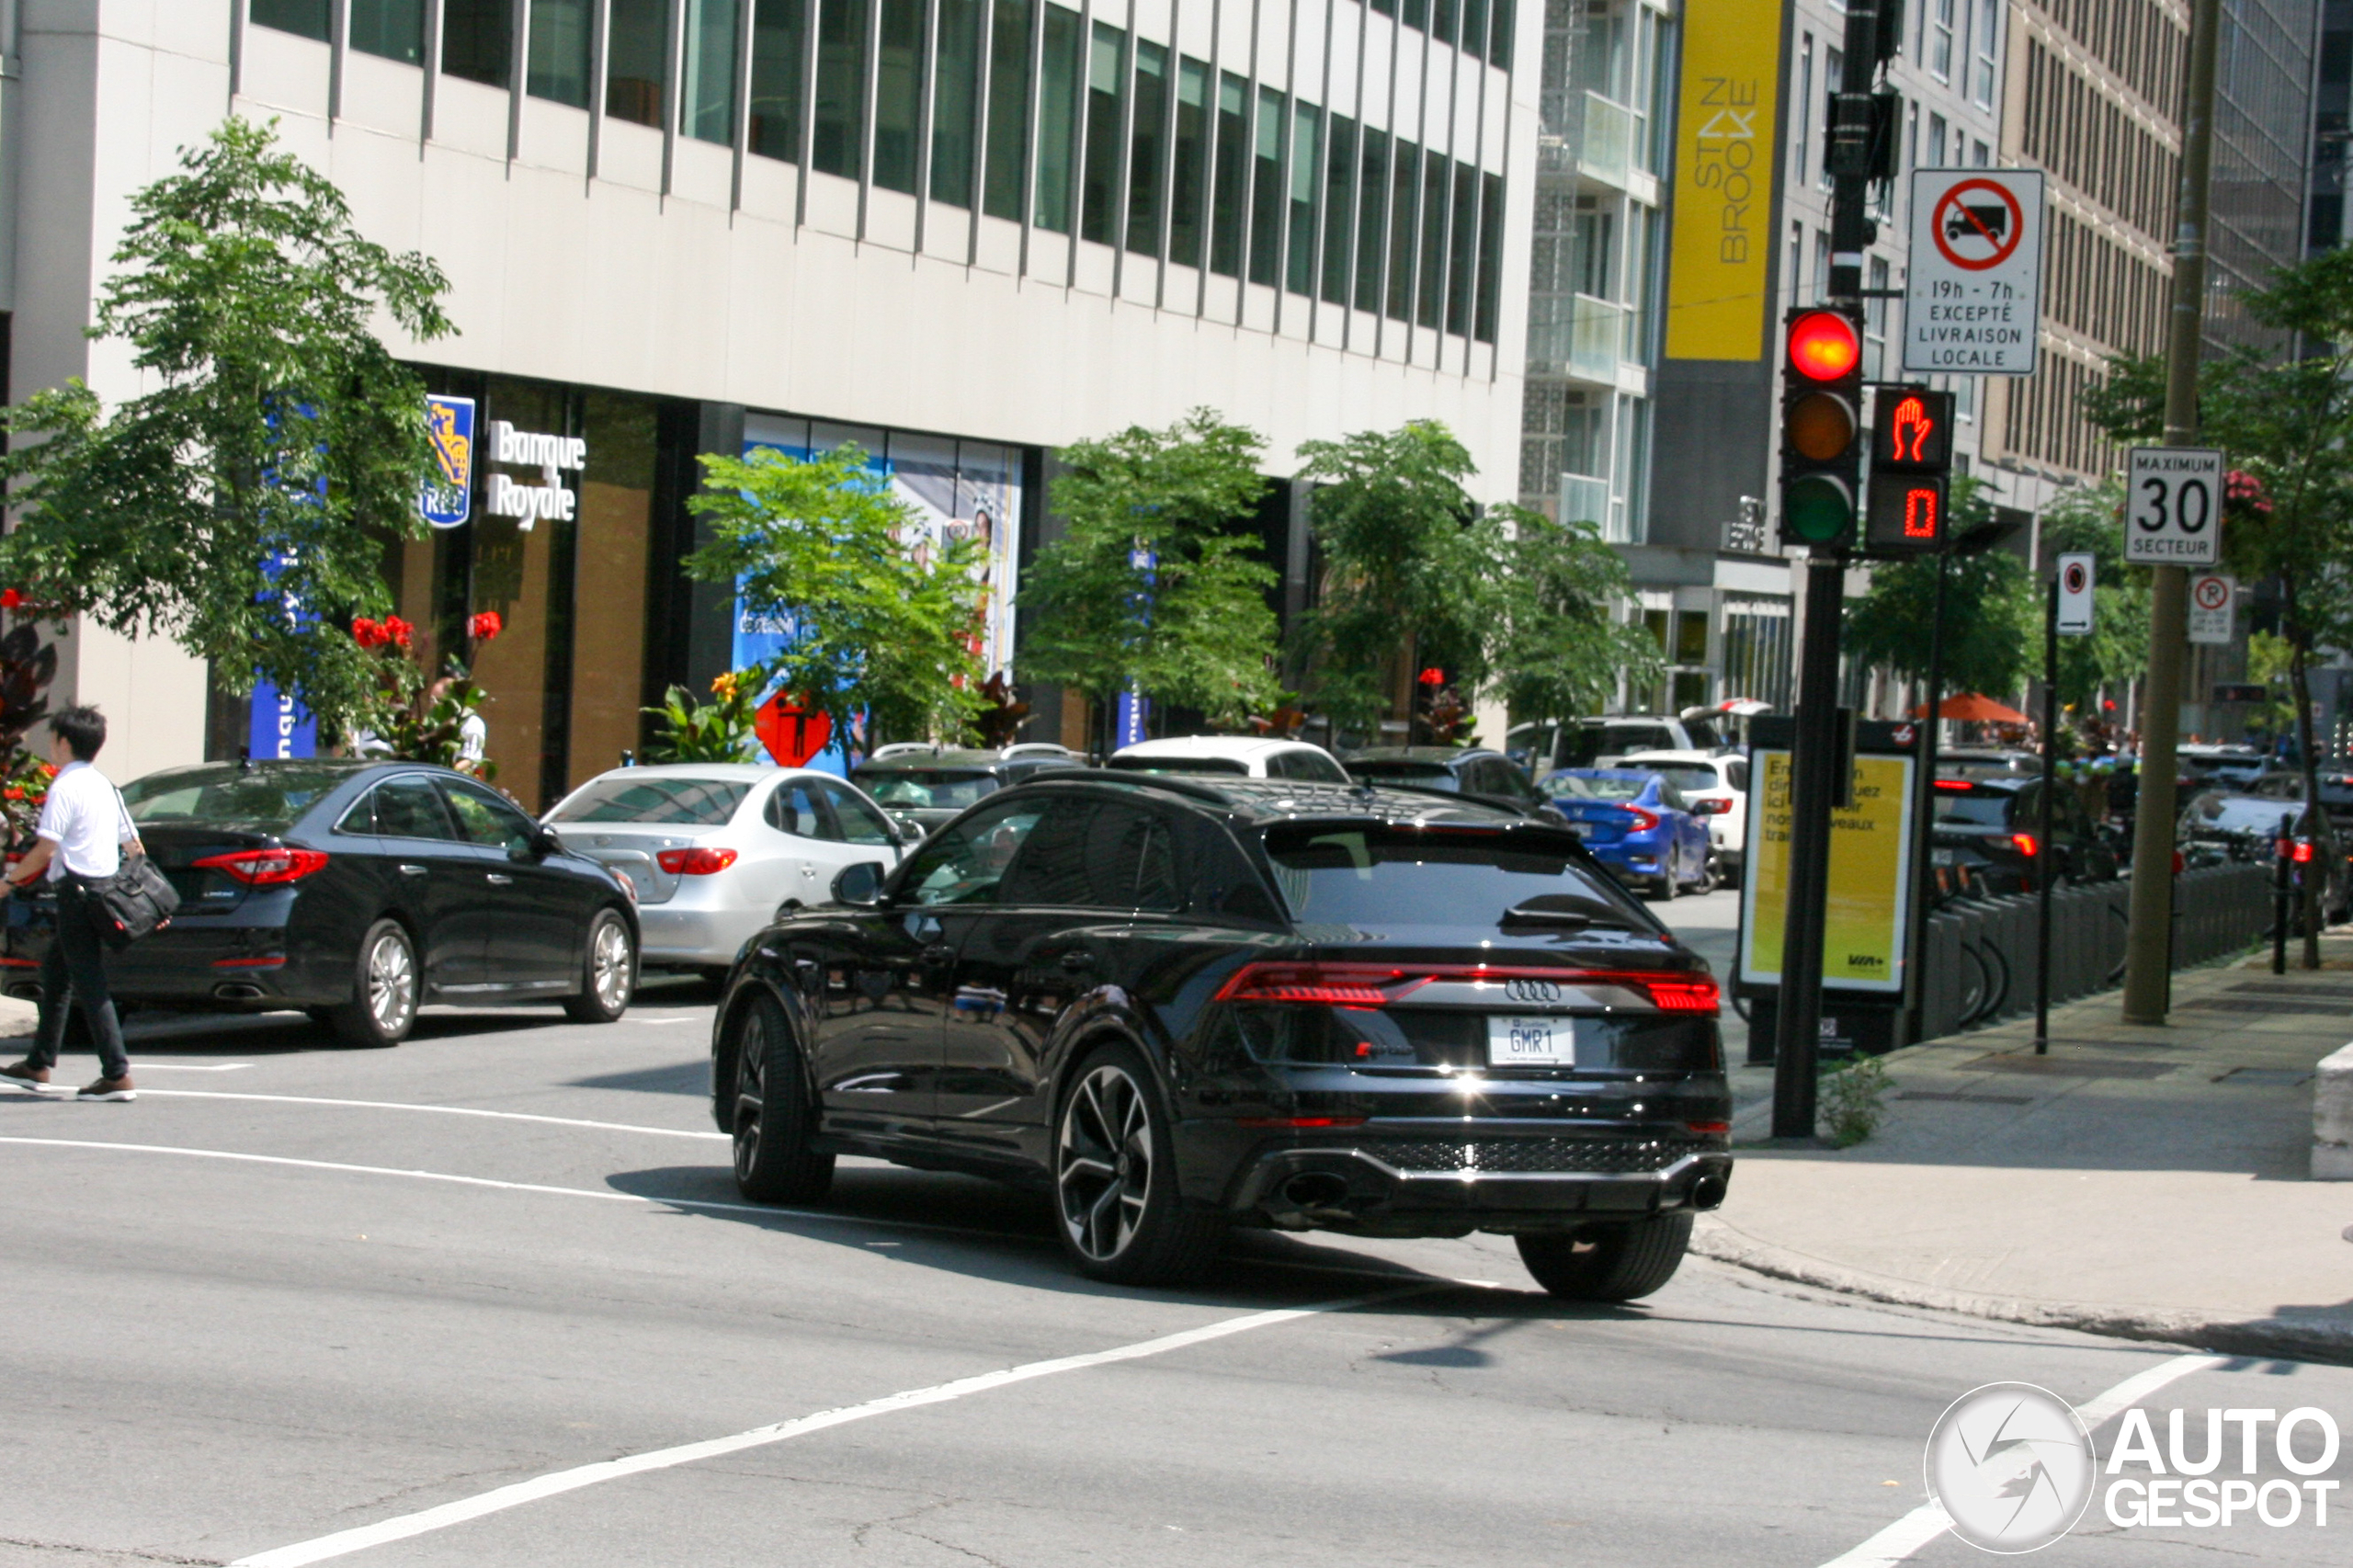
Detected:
[{"left": 2125, "top": 447, "right": 2223, "bottom": 567}]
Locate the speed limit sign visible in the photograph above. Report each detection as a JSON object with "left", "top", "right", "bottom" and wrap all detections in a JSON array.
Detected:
[{"left": 2126, "top": 447, "right": 2223, "bottom": 565}]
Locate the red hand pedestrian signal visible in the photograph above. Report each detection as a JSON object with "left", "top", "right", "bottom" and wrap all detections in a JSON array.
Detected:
[
  {"left": 1872, "top": 387, "right": 1954, "bottom": 473},
  {"left": 1890, "top": 396, "right": 1934, "bottom": 462}
]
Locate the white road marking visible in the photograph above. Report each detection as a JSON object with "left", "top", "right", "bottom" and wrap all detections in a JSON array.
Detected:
[
  {"left": 0, "top": 1136, "right": 1021, "bottom": 1241},
  {"left": 128, "top": 1089, "right": 727, "bottom": 1142},
  {"left": 1814, "top": 1351, "right": 2232, "bottom": 1566},
  {"left": 228, "top": 1285, "right": 1426, "bottom": 1567},
  {"left": 129, "top": 1063, "right": 258, "bottom": 1073}
]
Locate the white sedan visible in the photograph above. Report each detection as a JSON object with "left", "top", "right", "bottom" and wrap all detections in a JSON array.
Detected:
[
  {"left": 1617, "top": 750, "right": 1750, "bottom": 882},
  {"left": 542, "top": 765, "right": 905, "bottom": 973}
]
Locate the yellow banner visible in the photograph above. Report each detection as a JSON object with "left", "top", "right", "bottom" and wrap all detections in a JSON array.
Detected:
[
  {"left": 1665, "top": 0, "right": 1783, "bottom": 360},
  {"left": 1739, "top": 751, "right": 1916, "bottom": 993}
]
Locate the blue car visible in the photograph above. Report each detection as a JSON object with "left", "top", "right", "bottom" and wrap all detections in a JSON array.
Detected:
[{"left": 1540, "top": 768, "right": 1715, "bottom": 900}]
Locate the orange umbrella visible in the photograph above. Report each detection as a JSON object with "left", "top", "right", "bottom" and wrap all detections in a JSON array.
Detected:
[{"left": 1909, "top": 692, "right": 2033, "bottom": 724}]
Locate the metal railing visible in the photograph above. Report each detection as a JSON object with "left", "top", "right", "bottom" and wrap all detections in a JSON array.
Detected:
[
  {"left": 1526, "top": 293, "right": 1628, "bottom": 380},
  {"left": 1535, "top": 91, "right": 1632, "bottom": 187}
]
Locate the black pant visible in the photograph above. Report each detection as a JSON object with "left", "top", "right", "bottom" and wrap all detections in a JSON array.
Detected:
[{"left": 28, "top": 883, "right": 129, "bottom": 1082}]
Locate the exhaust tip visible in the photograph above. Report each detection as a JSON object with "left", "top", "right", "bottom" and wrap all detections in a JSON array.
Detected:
[
  {"left": 212, "top": 983, "right": 266, "bottom": 1002},
  {"left": 1279, "top": 1172, "right": 1351, "bottom": 1211},
  {"left": 1688, "top": 1173, "right": 1729, "bottom": 1211}
]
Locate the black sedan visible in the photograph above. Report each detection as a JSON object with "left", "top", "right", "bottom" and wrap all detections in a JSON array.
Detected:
[
  {"left": 3, "top": 760, "right": 639, "bottom": 1046},
  {"left": 710, "top": 772, "right": 1731, "bottom": 1299},
  {"left": 1343, "top": 745, "right": 1561, "bottom": 816},
  {"left": 848, "top": 746, "right": 1084, "bottom": 841}
]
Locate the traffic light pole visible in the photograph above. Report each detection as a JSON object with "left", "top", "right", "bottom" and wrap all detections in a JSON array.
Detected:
[{"left": 1769, "top": 0, "right": 1887, "bottom": 1138}]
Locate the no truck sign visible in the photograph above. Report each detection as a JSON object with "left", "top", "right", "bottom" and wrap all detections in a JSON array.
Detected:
[{"left": 1904, "top": 169, "right": 2045, "bottom": 376}]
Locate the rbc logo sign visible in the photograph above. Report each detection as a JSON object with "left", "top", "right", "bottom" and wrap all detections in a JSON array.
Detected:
[{"left": 422, "top": 395, "right": 475, "bottom": 529}]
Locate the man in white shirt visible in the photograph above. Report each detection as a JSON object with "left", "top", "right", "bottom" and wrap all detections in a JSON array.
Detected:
[{"left": 0, "top": 707, "right": 137, "bottom": 1100}]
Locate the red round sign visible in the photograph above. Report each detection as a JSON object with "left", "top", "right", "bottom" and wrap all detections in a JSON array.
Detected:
[
  {"left": 2193, "top": 575, "right": 2231, "bottom": 611},
  {"left": 1930, "top": 179, "right": 2027, "bottom": 272},
  {"left": 2062, "top": 561, "right": 2089, "bottom": 595}
]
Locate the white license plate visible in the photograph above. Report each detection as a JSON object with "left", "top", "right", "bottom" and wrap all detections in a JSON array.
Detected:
[{"left": 1488, "top": 1015, "right": 1574, "bottom": 1066}]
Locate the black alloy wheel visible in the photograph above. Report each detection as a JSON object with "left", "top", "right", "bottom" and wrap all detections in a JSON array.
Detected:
[
  {"left": 564, "top": 908, "right": 636, "bottom": 1023},
  {"left": 729, "top": 994, "right": 834, "bottom": 1204},
  {"left": 1053, "top": 1042, "right": 1224, "bottom": 1286},
  {"left": 1516, "top": 1213, "right": 1694, "bottom": 1301},
  {"left": 329, "top": 919, "right": 419, "bottom": 1048}
]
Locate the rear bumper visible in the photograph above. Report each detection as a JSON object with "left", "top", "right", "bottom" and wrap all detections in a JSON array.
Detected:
[{"left": 634, "top": 903, "right": 768, "bottom": 967}]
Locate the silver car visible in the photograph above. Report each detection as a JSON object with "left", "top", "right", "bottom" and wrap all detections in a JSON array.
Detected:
[{"left": 542, "top": 765, "right": 905, "bottom": 973}]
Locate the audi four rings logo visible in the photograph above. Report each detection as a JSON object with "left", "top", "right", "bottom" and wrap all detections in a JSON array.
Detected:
[{"left": 1505, "top": 979, "right": 1563, "bottom": 1004}]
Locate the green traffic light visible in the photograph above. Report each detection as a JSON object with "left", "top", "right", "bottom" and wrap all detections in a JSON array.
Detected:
[{"left": 1785, "top": 474, "right": 1854, "bottom": 543}]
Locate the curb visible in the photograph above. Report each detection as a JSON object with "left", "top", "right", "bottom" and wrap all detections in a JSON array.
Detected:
[{"left": 1690, "top": 1215, "right": 2353, "bottom": 1368}]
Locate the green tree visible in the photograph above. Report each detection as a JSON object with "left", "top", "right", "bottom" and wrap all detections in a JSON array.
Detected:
[
  {"left": 0, "top": 118, "right": 454, "bottom": 732},
  {"left": 2036, "top": 479, "right": 2151, "bottom": 712},
  {"left": 1017, "top": 410, "right": 1281, "bottom": 747},
  {"left": 1491, "top": 507, "right": 1663, "bottom": 727},
  {"left": 683, "top": 443, "right": 986, "bottom": 750},
  {"left": 1844, "top": 480, "right": 2039, "bottom": 701}
]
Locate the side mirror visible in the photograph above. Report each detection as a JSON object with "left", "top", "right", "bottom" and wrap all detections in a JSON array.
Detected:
[
  {"left": 521, "top": 825, "right": 564, "bottom": 860},
  {"left": 831, "top": 861, "right": 889, "bottom": 908}
]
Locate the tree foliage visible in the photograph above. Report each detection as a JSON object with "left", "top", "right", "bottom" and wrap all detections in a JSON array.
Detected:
[
  {"left": 1491, "top": 506, "right": 1663, "bottom": 725},
  {"left": 0, "top": 117, "right": 453, "bottom": 730},
  {"left": 683, "top": 443, "right": 987, "bottom": 749},
  {"left": 1017, "top": 410, "right": 1281, "bottom": 736},
  {"left": 1844, "top": 479, "right": 2039, "bottom": 700}
]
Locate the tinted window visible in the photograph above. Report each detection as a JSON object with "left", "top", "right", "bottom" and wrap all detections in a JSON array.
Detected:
[
  {"left": 441, "top": 779, "right": 538, "bottom": 852},
  {"left": 814, "top": 778, "right": 897, "bottom": 846},
  {"left": 1262, "top": 825, "right": 1634, "bottom": 926},
  {"left": 1106, "top": 754, "right": 1250, "bottom": 776},
  {"left": 1726, "top": 760, "right": 1750, "bottom": 791},
  {"left": 372, "top": 777, "right": 460, "bottom": 841},
  {"left": 767, "top": 779, "right": 837, "bottom": 839},
  {"left": 854, "top": 767, "right": 1002, "bottom": 809},
  {"left": 1283, "top": 749, "right": 1348, "bottom": 783},
  {"left": 1137, "top": 816, "right": 1181, "bottom": 912},
  {"left": 898, "top": 802, "right": 1047, "bottom": 905},
  {"left": 1607, "top": 724, "right": 1677, "bottom": 753},
  {"left": 1681, "top": 718, "right": 1724, "bottom": 751},
  {"left": 1647, "top": 765, "right": 1722, "bottom": 794},
  {"left": 1657, "top": 782, "right": 1690, "bottom": 813},
  {"left": 122, "top": 767, "right": 356, "bottom": 834},
  {"left": 1350, "top": 761, "right": 1457, "bottom": 790},
  {"left": 999, "top": 799, "right": 1161, "bottom": 909},
  {"left": 1931, "top": 790, "right": 2014, "bottom": 829},
  {"left": 550, "top": 776, "right": 750, "bottom": 825}
]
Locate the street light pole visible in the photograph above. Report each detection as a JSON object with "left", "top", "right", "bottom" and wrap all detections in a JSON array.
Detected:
[{"left": 2121, "top": 0, "right": 2222, "bottom": 1025}]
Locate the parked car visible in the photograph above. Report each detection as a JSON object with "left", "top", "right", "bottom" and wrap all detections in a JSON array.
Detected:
[
  {"left": 544, "top": 765, "right": 906, "bottom": 976},
  {"left": 1616, "top": 750, "right": 1749, "bottom": 881},
  {"left": 1515, "top": 714, "right": 1732, "bottom": 774},
  {"left": 2244, "top": 768, "right": 2353, "bottom": 826},
  {"left": 2177, "top": 744, "right": 2268, "bottom": 790},
  {"left": 1539, "top": 768, "right": 1715, "bottom": 899},
  {"left": 2177, "top": 790, "right": 2352, "bottom": 924},
  {"left": 1342, "top": 746, "right": 1557, "bottom": 816},
  {"left": 1933, "top": 747, "right": 2040, "bottom": 780},
  {"left": 1108, "top": 735, "right": 1351, "bottom": 782},
  {"left": 1927, "top": 776, "right": 2120, "bottom": 896},
  {"left": 710, "top": 772, "right": 1731, "bottom": 1297},
  {"left": 850, "top": 746, "right": 1084, "bottom": 840},
  {"left": 1, "top": 760, "right": 638, "bottom": 1047}
]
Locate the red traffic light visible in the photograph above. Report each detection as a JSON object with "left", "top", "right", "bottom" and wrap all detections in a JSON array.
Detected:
[{"left": 1788, "top": 311, "right": 1861, "bottom": 381}]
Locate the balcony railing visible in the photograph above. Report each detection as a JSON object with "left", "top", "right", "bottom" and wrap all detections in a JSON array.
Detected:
[
  {"left": 1526, "top": 293, "right": 1630, "bottom": 381},
  {"left": 1559, "top": 474, "right": 1611, "bottom": 530},
  {"left": 1536, "top": 91, "right": 1633, "bottom": 187}
]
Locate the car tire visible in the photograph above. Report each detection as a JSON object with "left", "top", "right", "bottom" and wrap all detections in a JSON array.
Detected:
[
  {"left": 1053, "top": 1041, "right": 1224, "bottom": 1286},
  {"left": 1517, "top": 1213, "right": 1693, "bottom": 1302},
  {"left": 330, "top": 918, "right": 420, "bottom": 1049},
  {"left": 563, "top": 908, "right": 636, "bottom": 1023},
  {"left": 1653, "top": 862, "right": 1678, "bottom": 901},
  {"left": 1691, "top": 855, "right": 1719, "bottom": 895},
  {"left": 727, "top": 992, "right": 835, "bottom": 1204}
]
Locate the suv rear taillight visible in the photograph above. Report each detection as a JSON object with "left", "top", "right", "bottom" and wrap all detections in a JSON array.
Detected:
[
  {"left": 1213, "top": 962, "right": 1719, "bottom": 1016},
  {"left": 192, "top": 847, "right": 330, "bottom": 885},
  {"left": 657, "top": 847, "right": 738, "bottom": 875}
]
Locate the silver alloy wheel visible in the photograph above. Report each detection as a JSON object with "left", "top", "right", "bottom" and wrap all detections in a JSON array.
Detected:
[
  {"left": 367, "top": 927, "right": 417, "bottom": 1036},
  {"left": 732, "top": 1007, "right": 767, "bottom": 1182},
  {"left": 1056, "top": 1062, "right": 1153, "bottom": 1262},
  {"left": 589, "top": 915, "right": 633, "bottom": 1011}
]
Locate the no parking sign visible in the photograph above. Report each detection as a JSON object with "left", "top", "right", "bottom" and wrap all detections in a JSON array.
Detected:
[
  {"left": 2188, "top": 573, "right": 2236, "bottom": 644},
  {"left": 2056, "top": 552, "right": 2096, "bottom": 635}
]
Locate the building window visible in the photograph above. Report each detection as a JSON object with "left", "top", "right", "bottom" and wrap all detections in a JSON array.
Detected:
[
  {"left": 526, "top": 1, "right": 591, "bottom": 105},
  {"left": 931, "top": 0, "right": 983, "bottom": 206},
  {"left": 1417, "top": 147, "right": 1449, "bottom": 327},
  {"left": 1251, "top": 85, "right": 1287, "bottom": 286},
  {"left": 1786, "top": 222, "right": 1802, "bottom": 307},
  {"left": 1081, "top": 22, "right": 1124, "bottom": 244},
  {"left": 608, "top": 0, "right": 668, "bottom": 126},
  {"left": 1355, "top": 127, "right": 1390, "bottom": 310},
  {"left": 1821, "top": 47, "right": 1841, "bottom": 190},
  {"left": 1386, "top": 140, "right": 1419, "bottom": 320},
  {"left": 1865, "top": 256, "right": 1889, "bottom": 378},
  {"left": 1322, "top": 113, "right": 1358, "bottom": 303},
  {"left": 252, "top": 0, "right": 328, "bottom": 42},
  {"left": 684, "top": 0, "right": 743, "bottom": 144},
  {"left": 813, "top": 0, "right": 869, "bottom": 178},
  {"left": 442, "top": 0, "right": 512, "bottom": 86},
  {"left": 1927, "top": 110, "right": 1947, "bottom": 165},
  {"left": 1929, "top": 0, "right": 1953, "bottom": 81},
  {"left": 1034, "top": 4, "right": 1081, "bottom": 232},
  {"left": 1446, "top": 162, "right": 1476, "bottom": 333},
  {"left": 1796, "top": 33, "right": 1813, "bottom": 186},
  {"left": 1474, "top": 171, "right": 1503, "bottom": 344},
  {"left": 1971, "top": 0, "right": 1997, "bottom": 107},
  {"left": 1972, "top": 138, "right": 1989, "bottom": 166},
  {"left": 1289, "top": 101, "right": 1321, "bottom": 297},
  {"left": 353, "top": 0, "right": 425, "bottom": 63},
  {"left": 1127, "top": 40, "right": 1169, "bottom": 256},
  {"left": 873, "top": 0, "right": 924, "bottom": 192},
  {"left": 749, "top": 0, "right": 806, "bottom": 161},
  {"left": 1210, "top": 71, "right": 1248, "bottom": 278},
  {"left": 983, "top": 0, "right": 1032, "bottom": 221},
  {"left": 1170, "top": 58, "right": 1210, "bottom": 267}
]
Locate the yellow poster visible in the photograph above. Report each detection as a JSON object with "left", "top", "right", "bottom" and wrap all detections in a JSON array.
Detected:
[
  {"left": 1739, "top": 751, "right": 1917, "bottom": 993},
  {"left": 1664, "top": 0, "right": 1783, "bottom": 360}
]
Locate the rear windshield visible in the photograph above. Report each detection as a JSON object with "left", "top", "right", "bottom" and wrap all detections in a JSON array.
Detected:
[
  {"left": 1542, "top": 772, "right": 1648, "bottom": 802},
  {"left": 1105, "top": 755, "right": 1250, "bottom": 777},
  {"left": 1262, "top": 825, "right": 1637, "bottom": 926},
  {"left": 852, "top": 768, "right": 1002, "bottom": 809},
  {"left": 550, "top": 776, "right": 749, "bottom": 825},
  {"left": 1349, "top": 762, "right": 1458, "bottom": 789},
  {"left": 1679, "top": 719, "right": 1724, "bottom": 751},
  {"left": 1931, "top": 790, "right": 2014, "bottom": 829},
  {"left": 121, "top": 767, "right": 357, "bottom": 834},
  {"left": 2188, "top": 796, "right": 2302, "bottom": 835},
  {"left": 1644, "top": 765, "right": 1722, "bottom": 794}
]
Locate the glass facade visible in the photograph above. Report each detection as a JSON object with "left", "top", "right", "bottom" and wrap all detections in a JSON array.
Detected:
[
  {"left": 529, "top": 0, "right": 594, "bottom": 107},
  {"left": 749, "top": 0, "right": 806, "bottom": 159},
  {"left": 684, "top": 0, "right": 744, "bottom": 144},
  {"left": 354, "top": 0, "right": 425, "bottom": 63},
  {"left": 441, "top": 0, "right": 512, "bottom": 86},
  {"left": 608, "top": 0, "right": 669, "bottom": 126}
]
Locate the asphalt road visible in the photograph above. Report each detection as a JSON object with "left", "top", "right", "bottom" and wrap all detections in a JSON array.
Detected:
[{"left": 2, "top": 973, "right": 2345, "bottom": 1567}]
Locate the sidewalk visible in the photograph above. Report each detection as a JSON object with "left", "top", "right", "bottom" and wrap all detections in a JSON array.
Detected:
[{"left": 1703, "top": 936, "right": 2353, "bottom": 1363}]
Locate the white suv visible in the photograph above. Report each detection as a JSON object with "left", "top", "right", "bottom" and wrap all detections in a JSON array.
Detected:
[{"left": 1108, "top": 735, "right": 1352, "bottom": 783}]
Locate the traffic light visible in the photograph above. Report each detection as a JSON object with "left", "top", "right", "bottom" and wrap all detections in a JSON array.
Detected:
[
  {"left": 1862, "top": 386, "right": 1955, "bottom": 557},
  {"left": 1778, "top": 307, "right": 1866, "bottom": 550}
]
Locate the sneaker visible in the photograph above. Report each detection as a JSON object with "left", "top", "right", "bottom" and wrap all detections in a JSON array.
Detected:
[
  {"left": 75, "top": 1075, "right": 135, "bottom": 1102},
  {"left": 0, "top": 1060, "right": 51, "bottom": 1089}
]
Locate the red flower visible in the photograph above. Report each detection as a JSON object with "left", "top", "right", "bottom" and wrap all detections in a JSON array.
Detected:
[
  {"left": 1417, "top": 666, "right": 1446, "bottom": 687},
  {"left": 384, "top": 616, "right": 414, "bottom": 650},
  {"left": 0, "top": 590, "right": 20, "bottom": 610},
  {"left": 469, "top": 611, "right": 503, "bottom": 642},
  {"left": 351, "top": 617, "right": 385, "bottom": 649},
  {"left": 3, "top": 788, "right": 21, "bottom": 802}
]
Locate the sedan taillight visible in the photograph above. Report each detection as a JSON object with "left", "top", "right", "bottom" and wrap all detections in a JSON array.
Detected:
[
  {"left": 657, "top": 846, "right": 739, "bottom": 875},
  {"left": 1621, "top": 805, "right": 1661, "bottom": 832},
  {"left": 1213, "top": 962, "right": 1720, "bottom": 1016},
  {"left": 193, "top": 847, "right": 330, "bottom": 885}
]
